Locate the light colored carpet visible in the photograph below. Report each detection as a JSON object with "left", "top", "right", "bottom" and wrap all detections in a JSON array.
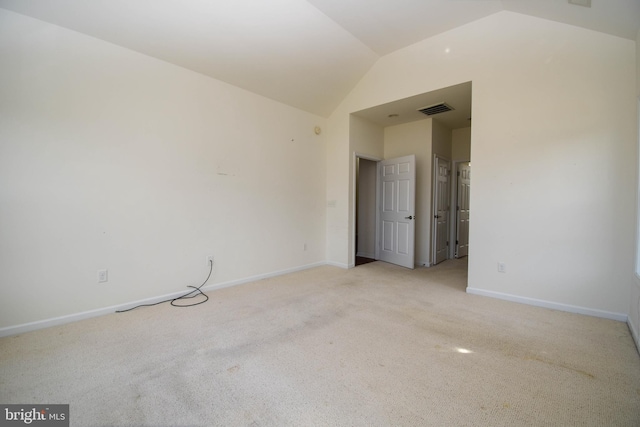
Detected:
[{"left": 1, "top": 259, "right": 639, "bottom": 426}]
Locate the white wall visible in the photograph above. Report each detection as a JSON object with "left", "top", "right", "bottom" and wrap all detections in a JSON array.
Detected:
[
  {"left": 0, "top": 9, "right": 327, "bottom": 330},
  {"left": 637, "top": 29, "right": 640, "bottom": 98},
  {"left": 384, "top": 119, "right": 432, "bottom": 266},
  {"left": 350, "top": 115, "right": 384, "bottom": 159},
  {"left": 327, "top": 11, "right": 636, "bottom": 318},
  {"left": 452, "top": 127, "right": 471, "bottom": 162},
  {"left": 631, "top": 28, "right": 640, "bottom": 348},
  {"left": 431, "top": 120, "right": 452, "bottom": 160}
]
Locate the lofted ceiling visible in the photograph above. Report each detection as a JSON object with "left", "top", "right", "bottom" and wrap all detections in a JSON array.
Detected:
[{"left": 1, "top": 0, "right": 638, "bottom": 118}]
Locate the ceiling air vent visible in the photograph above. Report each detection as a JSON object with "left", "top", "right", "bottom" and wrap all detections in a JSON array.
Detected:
[{"left": 417, "top": 103, "right": 454, "bottom": 116}]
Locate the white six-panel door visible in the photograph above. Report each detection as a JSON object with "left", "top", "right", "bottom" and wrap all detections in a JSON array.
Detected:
[
  {"left": 377, "top": 155, "right": 416, "bottom": 269},
  {"left": 432, "top": 156, "right": 450, "bottom": 265},
  {"left": 456, "top": 162, "right": 471, "bottom": 258}
]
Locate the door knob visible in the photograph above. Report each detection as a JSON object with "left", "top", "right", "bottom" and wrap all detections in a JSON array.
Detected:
[{"left": 405, "top": 215, "right": 413, "bottom": 220}]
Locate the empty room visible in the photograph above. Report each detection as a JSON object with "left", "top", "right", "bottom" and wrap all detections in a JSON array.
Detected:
[{"left": 1, "top": 0, "right": 640, "bottom": 426}]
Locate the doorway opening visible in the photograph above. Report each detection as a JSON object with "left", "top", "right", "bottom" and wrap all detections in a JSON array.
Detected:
[
  {"left": 355, "top": 156, "right": 379, "bottom": 266},
  {"left": 350, "top": 81, "right": 472, "bottom": 279}
]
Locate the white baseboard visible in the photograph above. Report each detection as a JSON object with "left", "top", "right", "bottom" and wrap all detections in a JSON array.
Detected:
[
  {"left": 466, "top": 287, "right": 628, "bottom": 322},
  {"left": 0, "top": 261, "right": 328, "bottom": 338},
  {"left": 198, "top": 261, "right": 327, "bottom": 294},
  {"left": 628, "top": 317, "right": 640, "bottom": 355},
  {"left": 326, "top": 260, "right": 349, "bottom": 269},
  {"left": 0, "top": 303, "right": 138, "bottom": 339},
  {"left": 416, "top": 259, "right": 431, "bottom": 268}
]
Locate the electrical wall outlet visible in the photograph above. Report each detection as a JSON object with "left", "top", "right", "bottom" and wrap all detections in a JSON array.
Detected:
[
  {"left": 497, "top": 262, "right": 506, "bottom": 273},
  {"left": 206, "top": 255, "right": 214, "bottom": 266},
  {"left": 97, "top": 269, "right": 108, "bottom": 283}
]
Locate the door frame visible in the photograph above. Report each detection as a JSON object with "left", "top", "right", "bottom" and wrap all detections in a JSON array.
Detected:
[{"left": 352, "top": 152, "right": 382, "bottom": 268}]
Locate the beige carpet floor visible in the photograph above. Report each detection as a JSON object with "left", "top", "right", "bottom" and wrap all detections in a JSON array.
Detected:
[{"left": 1, "top": 259, "right": 639, "bottom": 426}]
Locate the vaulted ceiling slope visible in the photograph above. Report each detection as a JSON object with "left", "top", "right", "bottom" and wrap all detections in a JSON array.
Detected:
[{"left": 1, "top": 0, "right": 638, "bottom": 117}]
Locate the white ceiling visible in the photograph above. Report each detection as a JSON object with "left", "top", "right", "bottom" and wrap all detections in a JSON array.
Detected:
[
  {"left": 352, "top": 82, "right": 473, "bottom": 130},
  {"left": 1, "top": 0, "right": 638, "bottom": 118},
  {"left": 309, "top": 0, "right": 640, "bottom": 56}
]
